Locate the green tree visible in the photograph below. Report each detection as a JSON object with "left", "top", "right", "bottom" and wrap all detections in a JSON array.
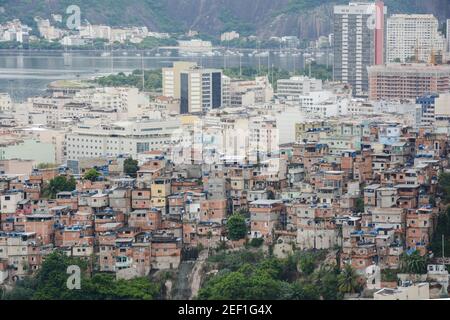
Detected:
[
  {"left": 42, "top": 176, "right": 76, "bottom": 198},
  {"left": 197, "top": 263, "right": 284, "bottom": 300},
  {"left": 248, "top": 238, "right": 264, "bottom": 248},
  {"left": 124, "top": 157, "right": 139, "bottom": 178},
  {"left": 399, "top": 251, "right": 428, "bottom": 274},
  {"left": 430, "top": 207, "right": 450, "bottom": 257},
  {"left": 355, "top": 198, "right": 365, "bottom": 213},
  {"left": 337, "top": 264, "right": 361, "bottom": 294},
  {"left": 94, "top": 69, "right": 162, "bottom": 92},
  {"left": 3, "top": 251, "right": 160, "bottom": 300},
  {"left": 438, "top": 172, "right": 450, "bottom": 204},
  {"left": 83, "top": 169, "right": 100, "bottom": 182},
  {"left": 226, "top": 213, "right": 247, "bottom": 241},
  {"left": 298, "top": 253, "right": 315, "bottom": 276},
  {"left": 286, "top": 281, "right": 320, "bottom": 300},
  {"left": 31, "top": 252, "right": 88, "bottom": 300},
  {"left": 83, "top": 274, "right": 160, "bottom": 300},
  {"left": 1, "top": 277, "right": 36, "bottom": 300},
  {"left": 312, "top": 265, "right": 342, "bottom": 300}
]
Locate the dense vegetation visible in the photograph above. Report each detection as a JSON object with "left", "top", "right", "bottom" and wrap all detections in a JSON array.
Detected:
[
  {"left": 430, "top": 172, "right": 450, "bottom": 257},
  {"left": 2, "top": 251, "right": 161, "bottom": 300},
  {"left": 0, "top": 0, "right": 182, "bottom": 33},
  {"left": 198, "top": 249, "right": 361, "bottom": 300},
  {"left": 430, "top": 207, "right": 450, "bottom": 258},
  {"left": 1, "top": 0, "right": 444, "bottom": 40},
  {"left": 41, "top": 176, "right": 76, "bottom": 198},
  {"left": 94, "top": 69, "right": 162, "bottom": 92},
  {"left": 355, "top": 198, "right": 365, "bottom": 213},
  {"left": 399, "top": 251, "right": 428, "bottom": 274},
  {"left": 219, "top": 9, "right": 255, "bottom": 37},
  {"left": 223, "top": 63, "right": 332, "bottom": 89},
  {"left": 135, "top": 37, "right": 178, "bottom": 49},
  {"left": 438, "top": 172, "right": 450, "bottom": 205},
  {"left": 124, "top": 157, "right": 139, "bottom": 178},
  {"left": 83, "top": 169, "right": 101, "bottom": 182},
  {"left": 226, "top": 213, "right": 247, "bottom": 241}
]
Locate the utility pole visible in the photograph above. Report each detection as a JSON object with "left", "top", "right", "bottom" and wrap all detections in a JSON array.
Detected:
[
  {"left": 110, "top": 43, "right": 114, "bottom": 74},
  {"left": 141, "top": 50, "right": 145, "bottom": 91},
  {"left": 258, "top": 41, "right": 261, "bottom": 73}
]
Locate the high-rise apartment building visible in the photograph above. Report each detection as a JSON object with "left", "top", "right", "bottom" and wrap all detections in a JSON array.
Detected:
[
  {"left": 162, "top": 61, "right": 197, "bottom": 99},
  {"left": 333, "top": 1, "right": 387, "bottom": 97},
  {"left": 387, "top": 14, "right": 446, "bottom": 63},
  {"left": 368, "top": 63, "right": 450, "bottom": 101},
  {"left": 447, "top": 19, "right": 450, "bottom": 53},
  {"left": 180, "top": 68, "right": 222, "bottom": 114}
]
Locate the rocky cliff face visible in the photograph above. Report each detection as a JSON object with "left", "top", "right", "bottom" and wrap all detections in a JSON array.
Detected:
[{"left": 2, "top": 0, "right": 449, "bottom": 39}]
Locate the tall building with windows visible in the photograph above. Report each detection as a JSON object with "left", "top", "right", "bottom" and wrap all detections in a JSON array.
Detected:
[
  {"left": 386, "top": 14, "right": 446, "bottom": 63},
  {"left": 162, "top": 61, "right": 197, "bottom": 99},
  {"left": 180, "top": 68, "right": 222, "bottom": 114},
  {"left": 416, "top": 94, "right": 439, "bottom": 127},
  {"left": 333, "top": 1, "right": 387, "bottom": 97},
  {"left": 447, "top": 19, "right": 450, "bottom": 53}
]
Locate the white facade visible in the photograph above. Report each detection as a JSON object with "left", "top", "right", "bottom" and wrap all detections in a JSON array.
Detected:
[
  {"left": 374, "top": 283, "right": 430, "bottom": 300},
  {"left": 178, "top": 39, "right": 212, "bottom": 53},
  {"left": 0, "top": 192, "right": 24, "bottom": 214},
  {"left": 0, "top": 139, "right": 56, "bottom": 164},
  {"left": 277, "top": 76, "right": 323, "bottom": 103},
  {"left": 229, "top": 76, "right": 274, "bottom": 107},
  {"left": 21, "top": 127, "right": 66, "bottom": 165},
  {"left": 387, "top": 14, "right": 446, "bottom": 63},
  {"left": 65, "top": 119, "right": 181, "bottom": 160},
  {"left": 0, "top": 93, "right": 11, "bottom": 112},
  {"left": 221, "top": 31, "right": 240, "bottom": 42}
]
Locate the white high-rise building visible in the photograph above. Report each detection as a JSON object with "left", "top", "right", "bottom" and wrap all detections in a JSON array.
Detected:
[{"left": 387, "top": 14, "right": 446, "bottom": 63}]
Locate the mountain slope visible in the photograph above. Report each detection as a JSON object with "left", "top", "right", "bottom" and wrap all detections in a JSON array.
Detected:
[{"left": 0, "top": 0, "right": 448, "bottom": 39}]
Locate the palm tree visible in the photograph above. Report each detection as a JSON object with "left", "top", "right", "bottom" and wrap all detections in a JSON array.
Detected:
[
  {"left": 400, "top": 251, "right": 427, "bottom": 274},
  {"left": 312, "top": 264, "right": 331, "bottom": 287},
  {"left": 338, "top": 264, "right": 361, "bottom": 294}
]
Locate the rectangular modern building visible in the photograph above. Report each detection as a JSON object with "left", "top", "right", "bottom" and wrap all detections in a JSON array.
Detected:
[
  {"left": 65, "top": 119, "right": 181, "bottom": 160},
  {"left": 368, "top": 63, "right": 450, "bottom": 101},
  {"left": 333, "top": 1, "right": 387, "bottom": 97},
  {"left": 416, "top": 94, "right": 439, "bottom": 127},
  {"left": 387, "top": 14, "right": 446, "bottom": 63},
  {"left": 447, "top": 19, "right": 450, "bottom": 52},
  {"left": 180, "top": 68, "right": 222, "bottom": 114},
  {"left": 276, "top": 76, "right": 323, "bottom": 103},
  {"left": 162, "top": 61, "right": 197, "bottom": 99}
]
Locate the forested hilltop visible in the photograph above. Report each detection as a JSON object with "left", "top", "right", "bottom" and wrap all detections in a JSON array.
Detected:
[{"left": 0, "top": 0, "right": 448, "bottom": 40}]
